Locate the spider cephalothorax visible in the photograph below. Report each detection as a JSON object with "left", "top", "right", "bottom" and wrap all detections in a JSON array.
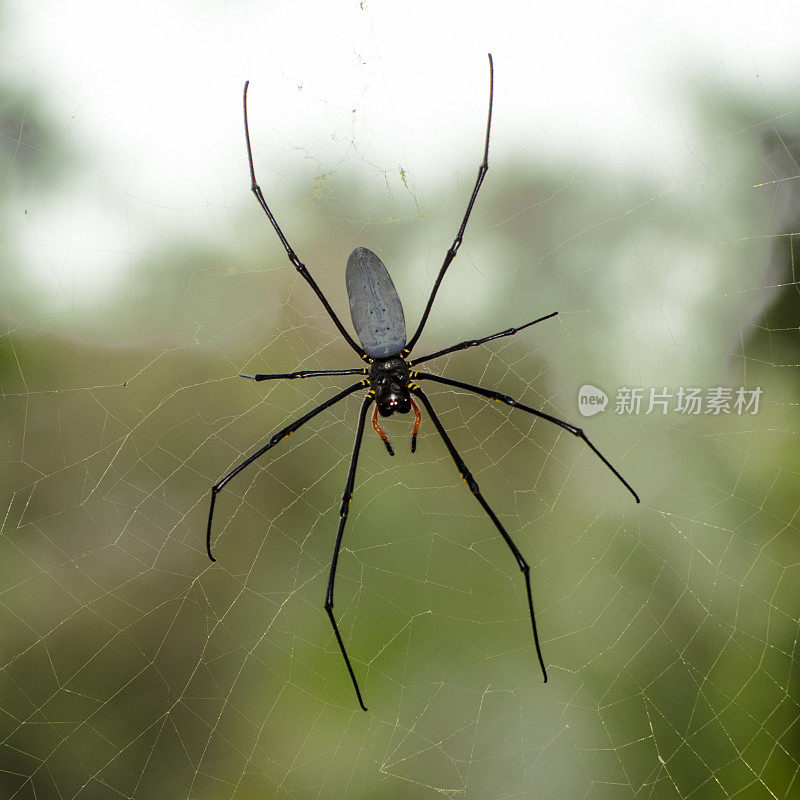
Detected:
[
  {"left": 364, "top": 355, "right": 420, "bottom": 456},
  {"left": 368, "top": 355, "right": 411, "bottom": 415},
  {"left": 206, "top": 55, "right": 639, "bottom": 712}
]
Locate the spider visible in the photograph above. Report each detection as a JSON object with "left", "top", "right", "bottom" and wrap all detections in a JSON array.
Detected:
[{"left": 206, "top": 54, "right": 640, "bottom": 711}]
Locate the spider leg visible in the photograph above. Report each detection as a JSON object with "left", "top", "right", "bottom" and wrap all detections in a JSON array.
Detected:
[
  {"left": 243, "top": 81, "right": 364, "bottom": 358},
  {"left": 404, "top": 54, "right": 494, "bottom": 355},
  {"left": 206, "top": 380, "right": 367, "bottom": 561},
  {"left": 410, "top": 385, "right": 548, "bottom": 682},
  {"left": 413, "top": 371, "right": 640, "bottom": 503},
  {"left": 240, "top": 368, "right": 368, "bottom": 381},
  {"left": 409, "top": 311, "right": 558, "bottom": 367},
  {"left": 325, "top": 394, "right": 374, "bottom": 711}
]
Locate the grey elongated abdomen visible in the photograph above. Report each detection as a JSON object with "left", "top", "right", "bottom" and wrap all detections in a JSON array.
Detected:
[{"left": 346, "top": 247, "right": 407, "bottom": 358}]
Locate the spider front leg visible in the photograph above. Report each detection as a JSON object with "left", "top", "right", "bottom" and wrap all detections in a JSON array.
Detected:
[
  {"left": 206, "top": 380, "right": 367, "bottom": 561},
  {"left": 413, "top": 372, "right": 640, "bottom": 503},
  {"left": 410, "top": 385, "right": 548, "bottom": 682},
  {"left": 325, "top": 394, "right": 374, "bottom": 711}
]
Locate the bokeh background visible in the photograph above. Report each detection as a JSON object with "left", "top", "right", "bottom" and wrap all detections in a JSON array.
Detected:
[{"left": 2, "top": 1, "right": 800, "bottom": 798}]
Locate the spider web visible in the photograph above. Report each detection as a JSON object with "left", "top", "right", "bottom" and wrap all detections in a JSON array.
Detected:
[{"left": 2, "top": 4, "right": 800, "bottom": 799}]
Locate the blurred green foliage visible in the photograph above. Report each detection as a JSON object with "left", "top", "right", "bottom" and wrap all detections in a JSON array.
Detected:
[{"left": 2, "top": 64, "right": 799, "bottom": 800}]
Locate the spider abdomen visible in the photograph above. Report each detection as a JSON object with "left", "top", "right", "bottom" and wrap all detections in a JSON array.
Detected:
[{"left": 346, "top": 247, "right": 407, "bottom": 358}]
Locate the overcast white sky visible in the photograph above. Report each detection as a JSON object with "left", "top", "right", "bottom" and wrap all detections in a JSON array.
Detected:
[
  {"left": 10, "top": 0, "right": 800, "bottom": 177},
  {"left": 5, "top": 0, "right": 800, "bottom": 308}
]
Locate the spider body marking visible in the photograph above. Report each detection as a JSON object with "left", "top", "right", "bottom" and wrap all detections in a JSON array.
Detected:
[{"left": 206, "top": 54, "right": 640, "bottom": 712}]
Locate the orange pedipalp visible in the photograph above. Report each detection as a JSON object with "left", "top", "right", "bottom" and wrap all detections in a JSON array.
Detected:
[
  {"left": 410, "top": 397, "right": 421, "bottom": 453},
  {"left": 371, "top": 404, "right": 394, "bottom": 456}
]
